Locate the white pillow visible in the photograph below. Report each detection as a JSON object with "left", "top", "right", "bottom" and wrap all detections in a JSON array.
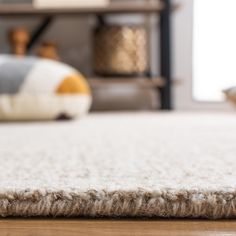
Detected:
[{"left": 0, "top": 55, "right": 92, "bottom": 121}]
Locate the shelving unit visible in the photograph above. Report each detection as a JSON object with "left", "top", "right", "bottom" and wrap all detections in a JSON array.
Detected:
[
  {"left": 0, "top": 2, "right": 164, "bottom": 15},
  {"left": 0, "top": 0, "right": 173, "bottom": 110},
  {"left": 88, "top": 77, "right": 166, "bottom": 88}
]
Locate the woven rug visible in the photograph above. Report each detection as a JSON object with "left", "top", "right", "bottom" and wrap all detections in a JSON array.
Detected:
[{"left": 1, "top": 112, "right": 236, "bottom": 218}]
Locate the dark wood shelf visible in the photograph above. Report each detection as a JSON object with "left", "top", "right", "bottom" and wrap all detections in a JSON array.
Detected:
[
  {"left": 0, "top": 2, "right": 164, "bottom": 16},
  {"left": 88, "top": 77, "right": 166, "bottom": 88}
]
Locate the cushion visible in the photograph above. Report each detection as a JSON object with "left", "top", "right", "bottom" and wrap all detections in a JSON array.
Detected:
[{"left": 0, "top": 55, "right": 92, "bottom": 121}]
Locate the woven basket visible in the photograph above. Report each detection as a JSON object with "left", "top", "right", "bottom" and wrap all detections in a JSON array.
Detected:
[{"left": 93, "top": 25, "right": 148, "bottom": 76}]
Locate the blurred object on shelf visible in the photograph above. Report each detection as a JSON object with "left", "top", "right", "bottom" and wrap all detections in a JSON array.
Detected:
[
  {"left": 224, "top": 87, "right": 236, "bottom": 107},
  {"left": 8, "top": 27, "right": 30, "bottom": 56},
  {"left": 93, "top": 24, "right": 148, "bottom": 76},
  {"left": 90, "top": 83, "right": 159, "bottom": 111},
  {"left": 37, "top": 41, "right": 60, "bottom": 61},
  {"left": 88, "top": 77, "right": 165, "bottom": 88},
  {"left": 34, "top": 0, "right": 109, "bottom": 9}
]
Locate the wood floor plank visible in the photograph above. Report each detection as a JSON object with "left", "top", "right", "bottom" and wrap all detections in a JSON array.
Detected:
[{"left": 0, "top": 220, "right": 236, "bottom": 236}]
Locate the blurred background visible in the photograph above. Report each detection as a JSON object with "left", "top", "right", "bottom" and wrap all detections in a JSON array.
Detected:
[{"left": 0, "top": 0, "right": 235, "bottom": 112}]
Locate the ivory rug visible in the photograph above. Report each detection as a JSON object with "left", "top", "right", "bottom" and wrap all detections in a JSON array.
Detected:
[{"left": 0, "top": 112, "right": 236, "bottom": 218}]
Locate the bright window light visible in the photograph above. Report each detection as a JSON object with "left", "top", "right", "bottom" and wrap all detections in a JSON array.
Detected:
[{"left": 193, "top": 0, "right": 236, "bottom": 102}]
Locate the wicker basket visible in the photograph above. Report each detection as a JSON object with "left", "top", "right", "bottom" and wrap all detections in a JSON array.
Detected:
[{"left": 93, "top": 25, "right": 148, "bottom": 76}]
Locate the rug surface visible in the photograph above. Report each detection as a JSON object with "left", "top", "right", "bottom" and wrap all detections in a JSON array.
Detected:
[{"left": 0, "top": 112, "right": 236, "bottom": 218}]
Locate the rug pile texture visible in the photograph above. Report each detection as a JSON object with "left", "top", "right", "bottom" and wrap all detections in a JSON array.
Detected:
[{"left": 1, "top": 112, "right": 236, "bottom": 218}]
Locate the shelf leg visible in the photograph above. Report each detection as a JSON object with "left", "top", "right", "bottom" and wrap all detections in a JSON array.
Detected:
[
  {"left": 160, "top": 0, "right": 172, "bottom": 110},
  {"left": 27, "top": 16, "right": 53, "bottom": 52}
]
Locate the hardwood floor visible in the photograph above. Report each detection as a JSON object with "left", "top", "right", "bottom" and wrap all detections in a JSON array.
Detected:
[{"left": 0, "top": 219, "right": 236, "bottom": 236}]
